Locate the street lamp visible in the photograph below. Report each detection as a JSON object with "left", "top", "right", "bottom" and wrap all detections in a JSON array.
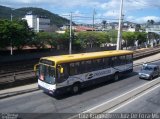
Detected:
[{"left": 10, "top": 8, "right": 14, "bottom": 55}]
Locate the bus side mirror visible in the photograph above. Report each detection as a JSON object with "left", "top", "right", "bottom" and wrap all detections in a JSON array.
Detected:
[
  {"left": 34, "top": 64, "right": 39, "bottom": 76},
  {"left": 60, "top": 67, "right": 64, "bottom": 74},
  {"left": 58, "top": 65, "right": 64, "bottom": 74}
]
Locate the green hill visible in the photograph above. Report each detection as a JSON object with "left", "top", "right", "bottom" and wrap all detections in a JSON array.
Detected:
[{"left": 0, "top": 5, "right": 70, "bottom": 27}]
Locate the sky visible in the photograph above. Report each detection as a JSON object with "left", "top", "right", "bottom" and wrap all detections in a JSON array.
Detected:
[{"left": 0, "top": 0, "right": 160, "bottom": 24}]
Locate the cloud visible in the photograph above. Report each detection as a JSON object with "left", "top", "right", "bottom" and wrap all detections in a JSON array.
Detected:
[
  {"left": 125, "top": 15, "right": 160, "bottom": 23},
  {"left": 1, "top": 0, "right": 160, "bottom": 10},
  {"left": 0, "top": 0, "right": 100, "bottom": 8},
  {"left": 135, "top": 16, "right": 160, "bottom": 23},
  {"left": 100, "top": 0, "right": 120, "bottom": 10},
  {"left": 100, "top": 0, "right": 159, "bottom": 11},
  {"left": 127, "top": 16, "right": 135, "bottom": 20},
  {"left": 103, "top": 10, "right": 119, "bottom": 18}
]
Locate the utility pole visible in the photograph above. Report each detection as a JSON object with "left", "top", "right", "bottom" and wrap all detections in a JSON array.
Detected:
[
  {"left": 10, "top": 9, "right": 14, "bottom": 55},
  {"left": 69, "top": 12, "right": 72, "bottom": 54},
  {"left": 92, "top": 8, "right": 95, "bottom": 31},
  {"left": 116, "top": 0, "right": 123, "bottom": 50}
]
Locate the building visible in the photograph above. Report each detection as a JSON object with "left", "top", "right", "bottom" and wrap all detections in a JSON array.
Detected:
[
  {"left": 22, "top": 14, "right": 50, "bottom": 32},
  {"left": 146, "top": 24, "right": 160, "bottom": 33}
]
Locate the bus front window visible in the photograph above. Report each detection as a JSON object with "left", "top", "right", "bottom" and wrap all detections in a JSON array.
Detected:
[{"left": 39, "top": 64, "right": 55, "bottom": 84}]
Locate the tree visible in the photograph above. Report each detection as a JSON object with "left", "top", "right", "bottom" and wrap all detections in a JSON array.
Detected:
[
  {"left": 77, "top": 31, "right": 110, "bottom": 48},
  {"left": 47, "top": 33, "right": 59, "bottom": 49},
  {"left": 107, "top": 30, "right": 117, "bottom": 43},
  {"left": 0, "top": 20, "right": 34, "bottom": 50},
  {"left": 0, "top": 20, "right": 11, "bottom": 48},
  {"left": 122, "top": 32, "right": 135, "bottom": 48},
  {"left": 134, "top": 32, "right": 147, "bottom": 45},
  {"left": 122, "top": 31, "right": 147, "bottom": 49},
  {"left": 31, "top": 32, "right": 48, "bottom": 49},
  {"left": 13, "top": 20, "right": 35, "bottom": 50}
]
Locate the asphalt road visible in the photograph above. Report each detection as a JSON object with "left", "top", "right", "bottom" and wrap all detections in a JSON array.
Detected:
[
  {"left": 0, "top": 61, "right": 160, "bottom": 119},
  {"left": 111, "top": 84, "right": 160, "bottom": 113}
]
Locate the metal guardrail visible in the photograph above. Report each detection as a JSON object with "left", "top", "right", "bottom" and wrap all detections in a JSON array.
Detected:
[{"left": 0, "top": 47, "right": 160, "bottom": 85}]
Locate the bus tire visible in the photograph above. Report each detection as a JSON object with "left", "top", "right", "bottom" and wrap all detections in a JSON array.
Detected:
[
  {"left": 149, "top": 76, "right": 153, "bottom": 80},
  {"left": 114, "top": 73, "right": 119, "bottom": 81},
  {"left": 72, "top": 83, "right": 81, "bottom": 94}
]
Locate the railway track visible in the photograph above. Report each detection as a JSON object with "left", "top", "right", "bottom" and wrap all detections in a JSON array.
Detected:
[
  {"left": 0, "top": 46, "right": 160, "bottom": 85},
  {"left": 0, "top": 59, "right": 38, "bottom": 75}
]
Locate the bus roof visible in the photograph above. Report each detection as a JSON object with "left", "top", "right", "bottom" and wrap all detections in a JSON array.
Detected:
[{"left": 41, "top": 50, "right": 133, "bottom": 64}]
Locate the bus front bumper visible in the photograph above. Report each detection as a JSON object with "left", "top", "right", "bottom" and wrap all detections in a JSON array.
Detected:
[
  {"left": 38, "top": 79, "right": 56, "bottom": 95},
  {"left": 38, "top": 85, "right": 56, "bottom": 95}
]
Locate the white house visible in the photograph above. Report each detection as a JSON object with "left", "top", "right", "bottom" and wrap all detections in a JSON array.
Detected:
[
  {"left": 146, "top": 24, "right": 160, "bottom": 33},
  {"left": 22, "top": 14, "right": 50, "bottom": 32}
]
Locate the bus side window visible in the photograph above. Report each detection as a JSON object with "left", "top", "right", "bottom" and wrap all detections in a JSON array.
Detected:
[
  {"left": 92, "top": 59, "right": 98, "bottom": 70},
  {"left": 119, "top": 55, "right": 126, "bottom": 65},
  {"left": 57, "top": 63, "right": 69, "bottom": 81},
  {"left": 86, "top": 60, "right": 92, "bottom": 72},
  {"left": 126, "top": 55, "right": 132, "bottom": 63},
  {"left": 104, "top": 57, "right": 111, "bottom": 68},
  {"left": 75, "top": 62, "right": 81, "bottom": 75},
  {"left": 69, "top": 62, "right": 81, "bottom": 76},
  {"left": 123, "top": 55, "right": 126, "bottom": 64},
  {"left": 81, "top": 61, "right": 86, "bottom": 73},
  {"left": 70, "top": 63, "right": 75, "bottom": 76},
  {"left": 98, "top": 58, "right": 104, "bottom": 69},
  {"left": 112, "top": 57, "right": 116, "bottom": 66},
  {"left": 92, "top": 58, "right": 104, "bottom": 70},
  {"left": 112, "top": 56, "right": 120, "bottom": 66}
]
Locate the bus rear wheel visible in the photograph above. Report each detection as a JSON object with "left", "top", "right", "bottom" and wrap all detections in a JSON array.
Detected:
[
  {"left": 114, "top": 73, "right": 119, "bottom": 81},
  {"left": 72, "top": 83, "right": 80, "bottom": 94}
]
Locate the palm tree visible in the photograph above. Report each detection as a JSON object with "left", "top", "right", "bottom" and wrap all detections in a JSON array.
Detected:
[
  {"left": 147, "top": 19, "right": 155, "bottom": 26},
  {"left": 147, "top": 19, "right": 155, "bottom": 46},
  {"left": 102, "top": 20, "right": 107, "bottom": 29},
  {"left": 150, "top": 20, "right": 155, "bottom": 25},
  {"left": 135, "top": 24, "right": 141, "bottom": 32}
]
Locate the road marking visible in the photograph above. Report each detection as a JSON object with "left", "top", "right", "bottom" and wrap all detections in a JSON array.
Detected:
[
  {"left": 82, "top": 78, "right": 160, "bottom": 113},
  {"left": 108, "top": 83, "right": 160, "bottom": 113}
]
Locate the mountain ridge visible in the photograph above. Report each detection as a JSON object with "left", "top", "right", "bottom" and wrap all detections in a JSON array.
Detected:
[{"left": 0, "top": 5, "right": 69, "bottom": 27}]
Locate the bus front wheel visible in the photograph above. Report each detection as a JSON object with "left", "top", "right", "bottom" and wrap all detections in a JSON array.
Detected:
[
  {"left": 72, "top": 83, "right": 80, "bottom": 94},
  {"left": 114, "top": 73, "right": 119, "bottom": 81}
]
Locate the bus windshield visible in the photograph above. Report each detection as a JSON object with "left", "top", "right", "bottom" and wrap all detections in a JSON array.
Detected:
[{"left": 39, "top": 64, "right": 55, "bottom": 84}]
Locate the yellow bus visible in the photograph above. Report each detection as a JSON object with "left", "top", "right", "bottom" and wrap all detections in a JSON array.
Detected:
[{"left": 34, "top": 50, "right": 133, "bottom": 95}]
